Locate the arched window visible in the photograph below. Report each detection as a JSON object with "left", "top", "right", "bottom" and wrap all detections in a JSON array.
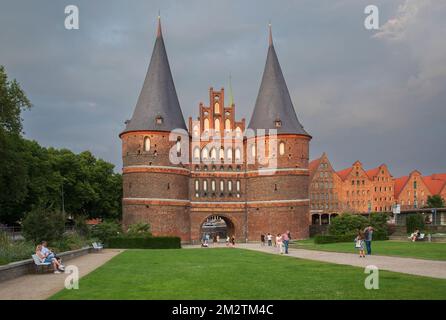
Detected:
[
  {"left": 214, "top": 102, "right": 220, "bottom": 114},
  {"left": 251, "top": 144, "right": 256, "bottom": 158},
  {"left": 176, "top": 138, "right": 181, "bottom": 154},
  {"left": 235, "top": 148, "right": 241, "bottom": 161},
  {"left": 235, "top": 127, "right": 242, "bottom": 137},
  {"left": 227, "top": 148, "right": 233, "bottom": 161},
  {"left": 214, "top": 118, "right": 220, "bottom": 132},
  {"left": 203, "top": 180, "right": 208, "bottom": 192},
  {"left": 228, "top": 181, "right": 233, "bottom": 192},
  {"left": 279, "top": 142, "right": 285, "bottom": 155},
  {"left": 236, "top": 180, "right": 241, "bottom": 192},
  {"left": 211, "top": 180, "right": 216, "bottom": 192},
  {"left": 193, "top": 147, "right": 200, "bottom": 160},
  {"left": 210, "top": 148, "right": 217, "bottom": 160},
  {"left": 219, "top": 147, "right": 224, "bottom": 160},
  {"left": 195, "top": 180, "right": 199, "bottom": 192},
  {"left": 225, "top": 119, "right": 231, "bottom": 131},
  {"left": 202, "top": 148, "right": 209, "bottom": 160},
  {"left": 144, "top": 137, "right": 151, "bottom": 152},
  {"left": 204, "top": 118, "right": 210, "bottom": 131},
  {"left": 220, "top": 180, "right": 224, "bottom": 192}
]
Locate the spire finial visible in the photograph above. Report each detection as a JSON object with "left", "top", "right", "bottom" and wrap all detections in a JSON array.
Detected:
[
  {"left": 156, "top": 12, "right": 162, "bottom": 38},
  {"left": 268, "top": 21, "right": 273, "bottom": 46},
  {"left": 229, "top": 74, "right": 234, "bottom": 106}
]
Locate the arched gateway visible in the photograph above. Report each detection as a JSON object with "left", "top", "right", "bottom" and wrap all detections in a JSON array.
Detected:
[{"left": 200, "top": 215, "right": 235, "bottom": 241}]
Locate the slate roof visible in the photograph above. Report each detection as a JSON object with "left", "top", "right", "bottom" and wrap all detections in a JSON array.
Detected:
[
  {"left": 123, "top": 18, "right": 187, "bottom": 134},
  {"left": 248, "top": 27, "right": 309, "bottom": 136}
]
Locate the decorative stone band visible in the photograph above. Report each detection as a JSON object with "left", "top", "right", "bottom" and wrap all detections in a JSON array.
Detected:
[
  {"left": 123, "top": 165, "right": 190, "bottom": 176},
  {"left": 123, "top": 197, "right": 309, "bottom": 208},
  {"left": 123, "top": 166, "right": 308, "bottom": 178},
  {"left": 123, "top": 198, "right": 190, "bottom": 206}
]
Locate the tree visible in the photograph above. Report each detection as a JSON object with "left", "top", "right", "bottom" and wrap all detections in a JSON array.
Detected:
[
  {"left": 0, "top": 66, "right": 32, "bottom": 224},
  {"left": 22, "top": 207, "right": 65, "bottom": 243},
  {"left": 0, "top": 65, "right": 32, "bottom": 135},
  {"left": 426, "top": 195, "right": 445, "bottom": 208}
]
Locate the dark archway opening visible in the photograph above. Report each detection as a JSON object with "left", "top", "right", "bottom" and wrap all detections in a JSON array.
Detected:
[{"left": 200, "top": 215, "right": 235, "bottom": 243}]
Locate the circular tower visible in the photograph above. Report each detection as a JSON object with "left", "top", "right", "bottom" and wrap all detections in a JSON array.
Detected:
[
  {"left": 120, "top": 18, "right": 190, "bottom": 241},
  {"left": 246, "top": 25, "right": 311, "bottom": 240}
]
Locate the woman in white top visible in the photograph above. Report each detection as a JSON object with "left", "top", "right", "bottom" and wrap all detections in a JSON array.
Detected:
[{"left": 276, "top": 234, "right": 283, "bottom": 254}]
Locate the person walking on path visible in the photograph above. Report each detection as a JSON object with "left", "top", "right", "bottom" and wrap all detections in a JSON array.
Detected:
[
  {"left": 276, "top": 234, "right": 283, "bottom": 254},
  {"left": 260, "top": 233, "right": 265, "bottom": 246},
  {"left": 267, "top": 233, "right": 273, "bottom": 247},
  {"left": 282, "top": 231, "right": 290, "bottom": 254},
  {"left": 355, "top": 230, "right": 366, "bottom": 258},
  {"left": 231, "top": 235, "right": 236, "bottom": 247},
  {"left": 363, "top": 226, "right": 374, "bottom": 255}
]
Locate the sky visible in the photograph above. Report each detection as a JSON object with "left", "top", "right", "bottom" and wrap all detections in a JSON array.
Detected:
[{"left": 0, "top": 0, "right": 445, "bottom": 176}]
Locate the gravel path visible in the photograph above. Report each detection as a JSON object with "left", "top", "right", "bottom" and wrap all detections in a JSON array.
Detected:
[{"left": 0, "top": 249, "right": 124, "bottom": 300}]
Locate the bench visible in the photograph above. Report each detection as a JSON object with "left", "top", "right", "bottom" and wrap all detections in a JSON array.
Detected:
[
  {"left": 31, "top": 254, "right": 51, "bottom": 273},
  {"left": 92, "top": 242, "right": 103, "bottom": 252}
]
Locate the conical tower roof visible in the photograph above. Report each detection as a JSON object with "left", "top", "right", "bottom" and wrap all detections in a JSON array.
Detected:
[
  {"left": 123, "top": 17, "right": 187, "bottom": 133},
  {"left": 248, "top": 25, "right": 309, "bottom": 136}
]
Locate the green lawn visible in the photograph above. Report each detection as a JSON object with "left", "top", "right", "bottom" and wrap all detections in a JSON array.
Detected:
[
  {"left": 51, "top": 248, "right": 446, "bottom": 300},
  {"left": 290, "top": 240, "right": 446, "bottom": 261}
]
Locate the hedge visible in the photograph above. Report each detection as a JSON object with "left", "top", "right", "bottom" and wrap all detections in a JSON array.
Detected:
[
  {"left": 106, "top": 236, "right": 181, "bottom": 249},
  {"left": 314, "top": 231, "right": 389, "bottom": 244}
]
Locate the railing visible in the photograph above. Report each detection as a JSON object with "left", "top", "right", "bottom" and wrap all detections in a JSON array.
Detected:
[{"left": 0, "top": 226, "right": 23, "bottom": 241}]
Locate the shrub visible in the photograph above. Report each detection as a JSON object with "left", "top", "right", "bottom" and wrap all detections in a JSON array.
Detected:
[
  {"left": 50, "top": 232, "right": 91, "bottom": 253},
  {"left": 369, "top": 212, "right": 389, "bottom": 232},
  {"left": 90, "top": 221, "right": 121, "bottom": 243},
  {"left": 314, "top": 231, "right": 388, "bottom": 244},
  {"left": 328, "top": 214, "right": 368, "bottom": 235},
  {"left": 0, "top": 232, "right": 35, "bottom": 265},
  {"left": 406, "top": 214, "right": 425, "bottom": 234},
  {"left": 22, "top": 208, "right": 65, "bottom": 243},
  {"left": 106, "top": 236, "right": 181, "bottom": 249},
  {"left": 126, "top": 222, "right": 152, "bottom": 237}
]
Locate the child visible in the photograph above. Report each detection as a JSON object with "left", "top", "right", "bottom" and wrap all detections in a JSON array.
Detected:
[{"left": 355, "top": 231, "right": 366, "bottom": 258}]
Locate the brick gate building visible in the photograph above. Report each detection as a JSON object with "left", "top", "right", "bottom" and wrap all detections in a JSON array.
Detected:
[{"left": 120, "top": 19, "right": 311, "bottom": 243}]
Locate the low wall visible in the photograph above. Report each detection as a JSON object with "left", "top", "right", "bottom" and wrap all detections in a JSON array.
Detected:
[{"left": 0, "top": 247, "right": 92, "bottom": 283}]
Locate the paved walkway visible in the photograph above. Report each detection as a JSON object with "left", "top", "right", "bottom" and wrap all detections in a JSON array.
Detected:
[
  {"left": 0, "top": 249, "right": 124, "bottom": 300},
  {"left": 185, "top": 243, "right": 446, "bottom": 279}
]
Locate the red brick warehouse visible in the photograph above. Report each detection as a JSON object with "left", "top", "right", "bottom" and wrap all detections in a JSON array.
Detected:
[{"left": 120, "top": 18, "right": 311, "bottom": 243}]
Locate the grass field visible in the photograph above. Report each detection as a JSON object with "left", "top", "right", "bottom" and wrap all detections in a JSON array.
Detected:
[
  {"left": 290, "top": 240, "right": 446, "bottom": 261},
  {"left": 51, "top": 248, "right": 446, "bottom": 300}
]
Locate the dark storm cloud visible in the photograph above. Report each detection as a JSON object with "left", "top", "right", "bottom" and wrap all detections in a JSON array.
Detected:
[{"left": 0, "top": 0, "right": 444, "bottom": 176}]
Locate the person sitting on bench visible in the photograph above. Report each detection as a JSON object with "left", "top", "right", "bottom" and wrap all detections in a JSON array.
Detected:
[
  {"left": 41, "top": 241, "right": 64, "bottom": 270},
  {"left": 36, "top": 245, "right": 64, "bottom": 274},
  {"left": 409, "top": 229, "right": 421, "bottom": 242}
]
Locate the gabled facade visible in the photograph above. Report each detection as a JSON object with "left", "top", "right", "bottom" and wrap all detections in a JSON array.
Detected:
[
  {"left": 366, "top": 164, "right": 394, "bottom": 212},
  {"left": 308, "top": 153, "right": 341, "bottom": 224},
  {"left": 337, "top": 161, "right": 374, "bottom": 213},
  {"left": 394, "top": 170, "right": 431, "bottom": 210}
]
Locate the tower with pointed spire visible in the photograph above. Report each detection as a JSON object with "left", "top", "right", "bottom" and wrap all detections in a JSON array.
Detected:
[
  {"left": 120, "top": 20, "right": 311, "bottom": 242},
  {"left": 120, "top": 17, "right": 191, "bottom": 240},
  {"left": 246, "top": 23, "right": 311, "bottom": 239}
]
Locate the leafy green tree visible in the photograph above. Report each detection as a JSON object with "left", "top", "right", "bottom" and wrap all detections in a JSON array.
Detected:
[
  {"left": 22, "top": 207, "right": 65, "bottom": 243},
  {"left": 0, "top": 65, "right": 32, "bottom": 135},
  {"left": 0, "top": 66, "right": 32, "bottom": 223},
  {"left": 369, "top": 212, "right": 389, "bottom": 234},
  {"left": 406, "top": 214, "right": 425, "bottom": 234},
  {"left": 426, "top": 195, "right": 445, "bottom": 208}
]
